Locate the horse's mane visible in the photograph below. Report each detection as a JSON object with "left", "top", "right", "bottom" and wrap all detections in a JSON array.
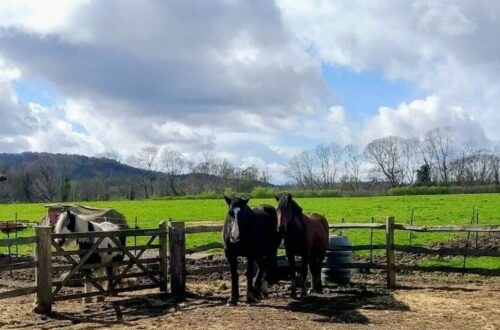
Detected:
[{"left": 279, "top": 196, "right": 303, "bottom": 217}]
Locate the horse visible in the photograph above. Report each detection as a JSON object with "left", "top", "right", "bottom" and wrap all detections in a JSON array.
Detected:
[
  {"left": 53, "top": 210, "right": 125, "bottom": 302},
  {"left": 274, "top": 193, "right": 329, "bottom": 298},
  {"left": 222, "top": 195, "right": 281, "bottom": 306}
]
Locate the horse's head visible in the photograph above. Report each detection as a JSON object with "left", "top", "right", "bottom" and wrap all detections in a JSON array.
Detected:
[
  {"left": 54, "top": 210, "right": 77, "bottom": 246},
  {"left": 224, "top": 195, "right": 250, "bottom": 243},
  {"left": 274, "top": 193, "right": 296, "bottom": 232}
]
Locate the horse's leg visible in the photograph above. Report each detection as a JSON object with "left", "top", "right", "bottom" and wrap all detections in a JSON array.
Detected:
[
  {"left": 309, "top": 255, "right": 323, "bottom": 294},
  {"left": 246, "top": 257, "right": 257, "bottom": 304},
  {"left": 106, "top": 266, "right": 116, "bottom": 297},
  {"left": 300, "top": 252, "right": 309, "bottom": 297},
  {"left": 84, "top": 273, "right": 93, "bottom": 303},
  {"left": 96, "top": 267, "right": 106, "bottom": 302},
  {"left": 253, "top": 257, "right": 266, "bottom": 299},
  {"left": 286, "top": 251, "right": 297, "bottom": 299},
  {"left": 226, "top": 252, "right": 239, "bottom": 306}
]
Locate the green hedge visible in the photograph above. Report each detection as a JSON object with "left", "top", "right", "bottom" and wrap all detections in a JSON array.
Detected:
[{"left": 389, "top": 185, "right": 500, "bottom": 196}]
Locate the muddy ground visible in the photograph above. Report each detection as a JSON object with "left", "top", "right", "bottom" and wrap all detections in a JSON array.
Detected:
[{"left": 0, "top": 234, "right": 499, "bottom": 329}]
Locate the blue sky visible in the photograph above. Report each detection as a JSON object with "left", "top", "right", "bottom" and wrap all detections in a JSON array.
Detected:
[{"left": 322, "top": 64, "right": 418, "bottom": 121}]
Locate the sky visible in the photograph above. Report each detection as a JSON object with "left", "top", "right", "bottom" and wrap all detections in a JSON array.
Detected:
[{"left": 0, "top": 0, "right": 499, "bottom": 183}]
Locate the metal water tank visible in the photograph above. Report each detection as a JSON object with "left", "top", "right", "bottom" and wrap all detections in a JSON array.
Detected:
[{"left": 321, "top": 235, "right": 352, "bottom": 285}]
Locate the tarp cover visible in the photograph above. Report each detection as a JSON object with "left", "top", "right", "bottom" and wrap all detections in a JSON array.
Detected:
[{"left": 41, "top": 204, "right": 129, "bottom": 229}]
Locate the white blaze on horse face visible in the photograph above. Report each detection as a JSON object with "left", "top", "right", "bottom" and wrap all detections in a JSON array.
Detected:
[
  {"left": 230, "top": 207, "right": 240, "bottom": 243},
  {"left": 54, "top": 213, "right": 70, "bottom": 245}
]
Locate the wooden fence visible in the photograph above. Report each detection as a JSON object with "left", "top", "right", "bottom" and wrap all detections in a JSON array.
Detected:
[
  {"left": 169, "top": 217, "right": 500, "bottom": 294},
  {"left": 1, "top": 217, "right": 498, "bottom": 314},
  {"left": 0, "top": 222, "right": 169, "bottom": 314}
]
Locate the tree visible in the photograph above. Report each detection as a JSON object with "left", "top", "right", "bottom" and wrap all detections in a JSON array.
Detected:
[
  {"left": 364, "top": 136, "right": 406, "bottom": 187},
  {"left": 158, "top": 146, "right": 187, "bottom": 196},
  {"left": 314, "top": 143, "right": 343, "bottom": 189},
  {"left": 423, "top": 127, "right": 457, "bottom": 184},
  {"left": 343, "top": 144, "right": 362, "bottom": 190},
  {"left": 415, "top": 164, "right": 431, "bottom": 186},
  {"left": 128, "top": 146, "right": 159, "bottom": 198},
  {"left": 60, "top": 176, "right": 71, "bottom": 202}
]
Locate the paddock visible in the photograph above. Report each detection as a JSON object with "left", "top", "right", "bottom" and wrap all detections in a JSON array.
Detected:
[{"left": 0, "top": 218, "right": 499, "bottom": 329}]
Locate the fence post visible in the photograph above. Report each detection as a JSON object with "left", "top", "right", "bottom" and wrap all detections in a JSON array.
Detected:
[
  {"left": 34, "top": 226, "right": 52, "bottom": 314},
  {"left": 159, "top": 221, "right": 168, "bottom": 294},
  {"left": 385, "top": 216, "right": 396, "bottom": 289},
  {"left": 169, "top": 221, "right": 186, "bottom": 296}
]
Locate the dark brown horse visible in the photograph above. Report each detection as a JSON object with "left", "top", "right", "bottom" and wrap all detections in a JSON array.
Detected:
[{"left": 275, "top": 193, "right": 329, "bottom": 298}]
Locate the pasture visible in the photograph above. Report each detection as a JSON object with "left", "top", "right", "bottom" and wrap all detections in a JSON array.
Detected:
[{"left": 1, "top": 193, "right": 500, "bottom": 269}]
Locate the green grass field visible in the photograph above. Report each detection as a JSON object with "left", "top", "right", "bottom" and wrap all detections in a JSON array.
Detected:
[{"left": 1, "top": 194, "right": 499, "bottom": 270}]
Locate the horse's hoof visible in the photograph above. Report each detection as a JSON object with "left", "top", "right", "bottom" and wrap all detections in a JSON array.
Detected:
[
  {"left": 84, "top": 297, "right": 92, "bottom": 303},
  {"left": 226, "top": 299, "right": 238, "bottom": 306},
  {"left": 246, "top": 298, "right": 259, "bottom": 305},
  {"left": 96, "top": 296, "right": 105, "bottom": 303}
]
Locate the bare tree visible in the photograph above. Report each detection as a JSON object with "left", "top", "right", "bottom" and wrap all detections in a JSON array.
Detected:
[
  {"left": 158, "top": 146, "right": 187, "bottom": 196},
  {"left": 286, "top": 151, "right": 316, "bottom": 189},
  {"left": 343, "top": 144, "right": 362, "bottom": 190},
  {"left": 423, "top": 127, "right": 457, "bottom": 184},
  {"left": 364, "top": 136, "right": 406, "bottom": 187},
  {"left": 401, "top": 138, "right": 421, "bottom": 184},
  {"left": 30, "top": 159, "right": 60, "bottom": 201},
  {"left": 128, "top": 146, "right": 159, "bottom": 198},
  {"left": 314, "top": 143, "right": 343, "bottom": 189}
]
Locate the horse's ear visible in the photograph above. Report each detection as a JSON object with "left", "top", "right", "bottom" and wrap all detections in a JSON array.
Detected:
[
  {"left": 241, "top": 197, "right": 249, "bottom": 205},
  {"left": 287, "top": 193, "right": 292, "bottom": 201},
  {"left": 273, "top": 193, "right": 280, "bottom": 202},
  {"left": 66, "top": 209, "right": 71, "bottom": 216},
  {"left": 223, "top": 195, "right": 231, "bottom": 206}
]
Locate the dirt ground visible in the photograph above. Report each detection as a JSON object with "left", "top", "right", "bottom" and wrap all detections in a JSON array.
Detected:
[{"left": 0, "top": 270, "right": 499, "bottom": 330}]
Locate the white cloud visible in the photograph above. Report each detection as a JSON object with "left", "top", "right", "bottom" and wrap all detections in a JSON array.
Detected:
[{"left": 1, "top": 0, "right": 500, "bottom": 185}]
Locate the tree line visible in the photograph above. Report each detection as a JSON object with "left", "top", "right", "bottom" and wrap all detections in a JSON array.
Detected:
[
  {"left": 286, "top": 126, "right": 500, "bottom": 189},
  {"left": 0, "top": 149, "right": 270, "bottom": 203}
]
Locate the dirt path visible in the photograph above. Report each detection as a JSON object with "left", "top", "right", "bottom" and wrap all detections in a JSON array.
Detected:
[{"left": 0, "top": 273, "right": 499, "bottom": 330}]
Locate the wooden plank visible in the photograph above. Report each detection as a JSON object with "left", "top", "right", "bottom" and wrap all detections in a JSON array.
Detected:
[
  {"left": 52, "top": 271, "right": 162, "bottom": 286},
  {"left": 52, "top": 244, "right": 161, "bottom": 257},
  {"left": 113, "top": 283, "right": 159, "bottom": 294},
  {"left": 169, "top": 221, "right": 186, "bottom": 295},
  {"left": 0, "top": 286, "right": 38, "bottom": 299},
  {"left": 386, "top": 217, "right": 396, "bottom": 289},
  {"left": 329, "top": 223, "right": 386, "bottom": 230},
  {"left": 53, "top": 236, "right": 106, "bottom": 295},
  {"left": 0, "top": 261, "right": 37, "bottom": 272},
  {"left": 186, "top": 242, "right": 224, "bottom": 254},
  {"left": 0, "top": 236, "right": 37, "bottom": 247},
  {"left": 52, "top": 257, "right": 161, "bottom": 272},
  {"left": 51, "top": 228, "right": 163, "bottom": 240},
  {"left": 109, "top": 236, "right": 161, "bottom": 286},
  {"left": 109, "top": 235, "right": 158, "bottom": 288},
  {"left": 185, "top": 225, "right": 223, "bottom": 234},
  {"left": 395, "top": 224, "right": 500, "bottom": 233},
  {"left": 396, "top": 265, "right": 500, "bottom": 276},
  {"left": 394, "top": 245, "right": 500, "bottom": 257},
  {"left": 53, "top": 290, "right": 107, "bottom": 302},
  {"left": 159, "top": 221, "right": 168, "bottom": 294},
  {"left": 34, "top": 226, "right": 52, "bottom": 314}
]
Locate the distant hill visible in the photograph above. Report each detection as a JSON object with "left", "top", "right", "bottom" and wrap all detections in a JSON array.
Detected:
[{"left": 0, "top": 152, "right": 153, "bottom": 180}]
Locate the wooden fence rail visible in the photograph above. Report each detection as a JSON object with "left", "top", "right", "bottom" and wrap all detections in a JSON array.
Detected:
[
  {"left": 1, "top": 217, "right": 499, "bottom": 313},
  {"left": 167, "top": 217, "right": 500, "bottom": 295}
]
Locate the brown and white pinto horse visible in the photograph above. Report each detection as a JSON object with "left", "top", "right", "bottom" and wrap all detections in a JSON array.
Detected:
[{"left": 275, "top": 193, "right": 329, "bottom": 298}]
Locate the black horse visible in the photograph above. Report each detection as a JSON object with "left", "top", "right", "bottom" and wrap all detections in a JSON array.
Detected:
[{"left": 223, "top": 195, "right": 281, "bottom": 306}]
